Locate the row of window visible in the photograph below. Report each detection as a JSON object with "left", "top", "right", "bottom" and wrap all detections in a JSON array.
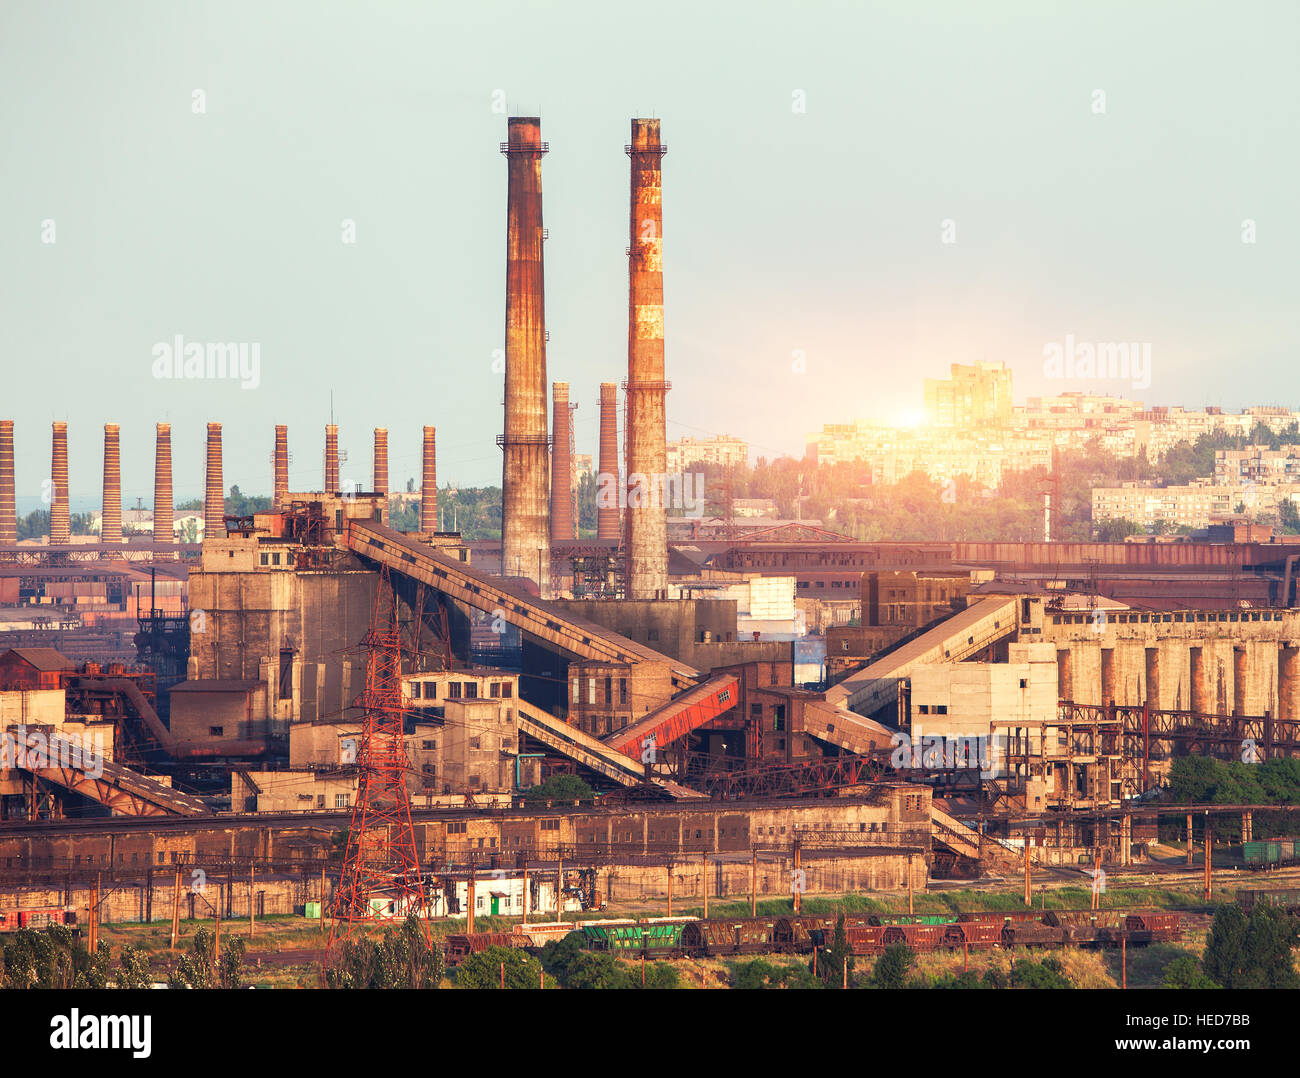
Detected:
[
  {"left": 1052, "top": 610, "right": 1284, "bottom": 626},
  {"left": 572, "top": 677, "right": 629, "bottom": 706},
  {"left": 410, "top": 680, "right": 514, "bottom": 700}
]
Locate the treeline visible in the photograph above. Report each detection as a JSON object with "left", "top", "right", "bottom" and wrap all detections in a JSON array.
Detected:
[{"left": 1160, "top": 756, "right": 1300, "bottom": 842}]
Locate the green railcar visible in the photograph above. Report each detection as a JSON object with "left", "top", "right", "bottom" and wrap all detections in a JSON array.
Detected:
[
  {"left": 1243, "top": 840, "right": 1284, "bottom": 868},
  {"left": 581, "top": 920, "right": 687, "bottom": 956}
]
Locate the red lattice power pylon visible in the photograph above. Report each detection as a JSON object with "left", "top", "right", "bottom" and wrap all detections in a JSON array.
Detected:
[{"left": 328, "top": 564, "right": 430, "bottom": 951}]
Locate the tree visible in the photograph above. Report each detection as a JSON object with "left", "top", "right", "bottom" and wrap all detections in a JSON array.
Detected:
[
  {"left": 456, "top": 945, "right": 541, "bottom": 990},
  {"left": 731, "top": 958, "right": 822, "bottom": 990},
  {"left": 1163, "top": 954, "right": 1219, "bottom": 990},
  {"left": 116, "top": 945, "right": 154, "bottom": 989},
  {"left": 522, "top": 774, "right": 595, "bottom": 804},
  {"left": 167, "top": 927, "right": 248, "bottom": 989},
  {"left": 1202, "top": 902, "right": 1300, "bottom": 989},
  {"left": 813, "top": 912, "right": 854, "bottom": 988},
  {"left": 868, "top": 943, "right": 914, "bottom": 989},
  {"left": 560, "top": 952, "right": 632, "bottom": 990},
  {"left": 0, "top": 925, "right": 110, "bottom": 989},
  {"left": 1009, "top": 956, "right": 1072, "bottom": 989},
  {"left": 325, "top": 916, "right": 445, "bottom": 989}
]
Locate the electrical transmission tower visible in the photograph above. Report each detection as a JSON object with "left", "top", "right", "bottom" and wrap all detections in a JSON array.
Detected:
[{"left": 328, "top": 564, "right": 430, "bottom": 951}]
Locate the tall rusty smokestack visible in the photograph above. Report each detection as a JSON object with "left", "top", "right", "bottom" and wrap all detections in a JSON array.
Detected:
[
  {"left": 50, "top": 422, "right": 70, "bottom": 545},
  {"left": 204, "top": 422, "right": 223, "bottom": 538},
  {"left": 550, "top": 383, "right": 574, "bottom": 540},
  {"left": 499, "top": 116, "right": 551, "bottom": 594},
  {"left": 421, "top": 426, "right": 437, "bottom": 532},
  {"left": 597, "top": 383, "right": 620, "bottom": 541},
  {"left": 154, "top": 423, "right": 174, "bottom": 546},
  {"left": 324, "top": 424, "right": 339, "bottom": 492},
  {"left": 0, "top": 420, "right": 15, "bottom": 543},
  {"left": 101, "top": 423, "right": 122, "bottom": 545},
  {"left": 373, "top": 427, "right": 389, "bottom": 496},
  {"left": 273, "top": 425, "right": 288, "bottom": 511},
  {"left": 625, "top": 118, "right": 669, "bottom": 598}
]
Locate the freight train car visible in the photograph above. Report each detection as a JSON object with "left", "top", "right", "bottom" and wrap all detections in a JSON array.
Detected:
[
  {"left": 0, "top": 907, "right": 78, "bottom": 933},
  {"left": 444, "top": 932, "right": 529, "bottom": 967},
  {"left": 681, "top": 917, "right": 779, "bottom": 957},
  {"left": 1238, "top": 887, "right": 1300, "bottom": 914},
  {"left": 1241, "top": 837, "right": 1300, "bottom": 870},
  {"left": 581, "top": 920, "right": 689, "bottom": 958}
]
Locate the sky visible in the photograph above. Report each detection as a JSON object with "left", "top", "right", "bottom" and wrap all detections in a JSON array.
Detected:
[{"left": 1, "top": 0, "right": 1297, "bottom": 507}]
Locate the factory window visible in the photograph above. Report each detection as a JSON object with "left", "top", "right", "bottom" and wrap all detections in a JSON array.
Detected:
[
  {"left": 935, "top": 705, "right": 947, "bottom": 715},
  {"left": 540, "top": 819, "right": 560, "bottom": 831},
  {"left": 411, "top": 682, "right": 422, "bottom": 699},
  {"left": 588, "top": 679, "right": 596, "bottom": 705},
  {"left": 209, "top": 726, "right": 224, "bottom": 737},
  {"left": 832, "top": 580, "right": 842, "bottom": 588},
  {"left": 490, "top": 682, "right": 500, "bottom": 698},
  {"left": 572, "top": 679, "right": 581, "bottom": 703},
  {"left": 773, "top": 715, "right": 785, "bottom": 733},
  {"left": 604, "top": 677, "right": 613, "bottom": 705},
  {"left": 260, "top": 553, "right": 269, "bottom": 566},
  {"left": 335, "top": 794, "right": 348, "bottom": 808},
  {"left": 469, "top": 737, "right": 480, "bottom": 750},
  {"left": 1019, "top": 679, "right": 1028, "bottom": 689},
  {"left": 750, "top": 703, "right": 763, "bottom": 720},
  {"left": 918, "top": 705, "right": 930, "bottom": 715},
  {"left": 501, "top": 682, "right": 512, "bottom": 698},
  {"left": 422, "top": 740, "right": 437, "bottom": 750},
  {"left": 816, "top": 581, "right": 825, "bottom": 589},
  {"left": 426, "top": 682, "right": 437, "bottom": 699},
  {"left": 229, "top": 550, "right": 235, "bottom": 558},
  {"left": 464, "top": 682, "right": 478, "bottom": 699},
  {"left": 279, "top": 649, "right": 293, "bottom": 699},
  {"left": 619, "top": 679, "right": 627, "bottom": 705},
  {"left": 448, "top": 682, "right": 462, "bottom": 699},
  {"left": 448, "top": 821, "right": 467, "bottom": 834},
  {"left": 647, "top": 629, "right": 660, "bottom": 641}
]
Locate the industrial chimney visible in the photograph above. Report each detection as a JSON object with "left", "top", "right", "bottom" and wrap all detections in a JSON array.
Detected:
[
  {"left": 50, "top": 422, "right": 70, "bottom": 545},
  {"left": 273, "top": 425, "right": 288, "bottom": 511},
  {"left": 0, "top": 421, "right": 15, "bottom": 543},
  {"left": 154, "top": 423, "right": 174, "bottom": 547},
  {"left": 102, "top": 423, "right": 122, "bottom": 545},
  {"left": 373, "top": 428, "right": 389, "bottom": 497},
  {"left": 324, "top": 424, "right": 339, "bottom": 493},
  {"left": 499, "top": 116, "right": 551, "bottom": 594},
  {"left": 625, "top": 118, "right": 669, "bottom": 598},
  {"left": 204, "top": 422, "right": 224, "bottom": 538},
  {"left": 597, "top": 383, "right": 620, "bottom": 542},
  {"left": 550, "top": 383, "right": 575, "bottom": 540},
  {"left": 421, "top": 426, "right": 437, "bottom": 532}
]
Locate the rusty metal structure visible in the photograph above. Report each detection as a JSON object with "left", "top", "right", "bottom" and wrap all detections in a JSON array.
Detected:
[
  {"left": 328, "top": 565, "right": 430, "bottom": 949},
  {"left": 101, "top": 423, "right": 122, "bottom": 545},
  {"left": 624, "top": 118, "right": 669, "bottom": 599},
  {"left": 154, "top": 423, "right": 174, "bottom": 549},
  {"left": 499, "top": 116, "right": 551, "bottom": 595},
  {"left": 373, "top": 427, "right": 389, "bottom": 497},
  {"left": 273, "top": 424, "right": 288, "bottom": 511},
  {"left": 421, "top": 425, "right": 437, "bottom": 532},
  {"left": 597, "top": 382, "right": 620, "bottom": 542},
  {"left": 324, "top": 424, "right": 339, "bottom": 493},
  {"left": 0, "top": 420, "right": 16, "bottom": 543},
  {"left": 50, "top": 422, "right": 70, "bottom": 546},
  {"left": 550, "top": 382, "right": 575, "bottom": 540},
  {"left": 204, "top": 422, "right": 223, "bottom": 537}
]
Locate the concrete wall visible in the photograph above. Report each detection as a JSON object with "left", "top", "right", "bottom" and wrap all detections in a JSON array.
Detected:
[{"left": 1032, "top": 601, "right": 1300, "bottom": 715}]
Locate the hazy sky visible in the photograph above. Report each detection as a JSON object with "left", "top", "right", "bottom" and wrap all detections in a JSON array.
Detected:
[{"left": 2, "top": 0, "right": 1296, "bottom": 506}]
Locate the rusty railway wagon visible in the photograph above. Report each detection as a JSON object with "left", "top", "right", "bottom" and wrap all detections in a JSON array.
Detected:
[
  {"left": 443, "top": 932, "right": 528, "bottom": 967},
  {"left": 1238, "top": 887, "right": 1300, "bottom": 915},
  {"left": 772, "top": 914, "right": 877, "bottom": 954},
  {"left": 1122, "top": 913, "right": 1182, "bottom": 943},
  {"left": 681, "top": 917, "right": 780, "bottom": 958}
]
